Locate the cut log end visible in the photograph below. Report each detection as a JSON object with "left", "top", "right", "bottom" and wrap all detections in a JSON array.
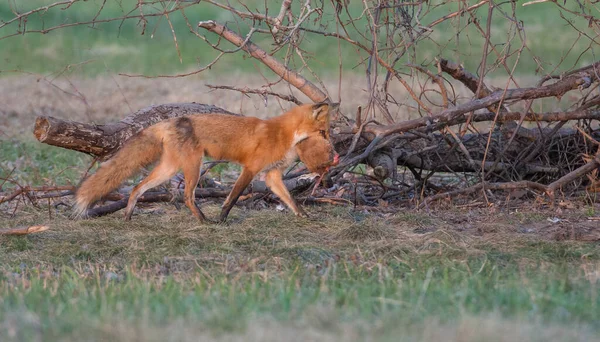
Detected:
[
  {"left": 33, "top": 103, "right": 242, "bottom": 159},
  {"left": 367, "top": 152, "right": 396, "bottom": 180},
  {"left": 33, "top": 116, "right": 50, "bottom": 142}
]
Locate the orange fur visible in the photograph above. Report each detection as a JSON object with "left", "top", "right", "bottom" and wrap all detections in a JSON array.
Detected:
[
  {"left": 74, "top": 102, "right": 339, "bottom": 222},
  {"left": 296, "top": 135, "right": 337, "bottom": 174}
]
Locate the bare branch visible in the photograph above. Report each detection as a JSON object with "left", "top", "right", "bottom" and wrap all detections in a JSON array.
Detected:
[
  {"left": 206, "top": 84, "right": 302, "bottom": 105},
  {"left": 198, "top": 20, "right": 328, "bottom": 102}
]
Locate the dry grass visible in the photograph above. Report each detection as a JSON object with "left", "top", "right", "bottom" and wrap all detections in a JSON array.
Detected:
[
  {"left": 0, "top": 74, "right": 373, "bottom": 138},
  {"left": 2, "top": 201, "right": 598, "bottom": 269}
]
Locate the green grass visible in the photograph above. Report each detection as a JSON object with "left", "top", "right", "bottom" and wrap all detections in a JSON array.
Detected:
[
  {"left": 2, "top": 7, "right": 600, "bottom": 334},
  {"left": 1, "top": 256, "right": 598, "bottom": 341},
  {"left": 0, "top": 205, "right": 599, "bottom": 341},
  {"left": 0, "top": 139, "right": 90, "bottom": 186},
  {"left": 1, "top": 0, "right": 597, "bottom": 78}
]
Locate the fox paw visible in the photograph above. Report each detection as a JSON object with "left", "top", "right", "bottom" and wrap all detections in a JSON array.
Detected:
[{"left": 295, "top": 209, "right": 310, "bottom": 219}]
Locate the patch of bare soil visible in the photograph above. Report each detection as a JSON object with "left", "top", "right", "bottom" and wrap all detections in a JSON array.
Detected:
[{"left": 416, "top": 201, "right": 600, "bottom": 243}]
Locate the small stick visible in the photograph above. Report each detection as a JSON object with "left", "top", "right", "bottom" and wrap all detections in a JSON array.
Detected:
[{"left": 0, "top": 225, "right": 50, "bottom": 236}]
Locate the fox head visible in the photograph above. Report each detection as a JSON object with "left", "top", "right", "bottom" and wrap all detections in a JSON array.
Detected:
[
  {"left": 293, "top": 102, "right": 340, "bottom": 174},
  {"left": 296, "top": 135, "right": 339, "bottom": 174}
]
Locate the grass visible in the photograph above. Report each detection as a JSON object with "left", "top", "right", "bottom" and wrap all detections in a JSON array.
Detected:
[
  {"left": 0, "top": 0, "right": 597, "bottom": 78},
  {"left": 1, "top": 203, "right": 599, "bottom": 341},
  {"left": 0, "top": 139, "right": 90, "bottom": 186}
]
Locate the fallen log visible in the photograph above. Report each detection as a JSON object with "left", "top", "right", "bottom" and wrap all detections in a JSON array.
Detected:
[
  {"left": 0, "top": 185, "right": 75, "bottom": 204},
  {"left": 419, "top": 151, "right": 600, "bottom": 207},
  {"left": 33, "top": 103, "right": 236, "bottom": 160}
]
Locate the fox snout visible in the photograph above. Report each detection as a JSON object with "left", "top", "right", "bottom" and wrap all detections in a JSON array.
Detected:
[
  {"left": 332, "top": 153, "right": 340, "bottom": 166},
  {"left": 323, "top": 152, "right": 340, "bottom": 173}
]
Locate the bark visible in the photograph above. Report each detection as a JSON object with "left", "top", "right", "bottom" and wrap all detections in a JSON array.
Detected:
[
  {"left": 31, "top": 101, "right": 598, "bottom": 183},
  {"left": 363, "top": 61, "right": 600, "bottom": 137},
  {"left": 33, "top": 103, "right": 236, "bottom": 160},
  {"left": 23, "top": 99, "right": 600, "bottom": 211},
  {"left": 26, "top": 32, "right": 600, "bottom": 206},
  {"left": 367, "top": 152, "right": 396, "bottom": 180}
]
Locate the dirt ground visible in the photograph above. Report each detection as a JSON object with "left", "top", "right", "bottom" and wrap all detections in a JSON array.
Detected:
[{"left": 2, "top": 189, "right": 600, "bottom": 246}]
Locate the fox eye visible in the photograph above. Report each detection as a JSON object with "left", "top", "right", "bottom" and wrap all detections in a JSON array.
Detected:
[{"left": 319, "top": 130, "right": 327, "bottom": 138}]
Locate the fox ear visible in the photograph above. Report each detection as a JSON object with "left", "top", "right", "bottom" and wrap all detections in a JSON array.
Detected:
[{"left": 311, "top": 102, "right": 339, "bottom": 119}]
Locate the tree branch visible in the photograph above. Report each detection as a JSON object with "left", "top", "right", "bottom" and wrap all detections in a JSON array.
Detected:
[{"left": 198, "top": 20, "right": 328, "bottom": 102}]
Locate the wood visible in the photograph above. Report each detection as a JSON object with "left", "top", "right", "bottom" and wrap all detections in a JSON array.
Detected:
[
  {"left": 84, "top": 174, "right": 319, "bottom": 218},
  {"left": 25, "top": 40, "right": 600, "bottom": 210},
  {"left": 0, "top": 225, "right": 49, "bottom": 235},
  {"left": 198, "top": 20, "right": 328, "bottom": 103},
  {"left": 33, "top": 103, "right": 236, "bottom": 160},
  {"left": 439, "top": 58, "right": 506, "bottom": 111},
  {"left": 30, "top": 103, "right": 598, "bottom": 187},
  {"left": 439, "top": 57, "right": 536, "bottom": 139},
  {"left": 0, "top": 185, "right": 75, "bottom": 204},
  {"left": 367, "top": 152, "right": 396, "bottom": 180},
  {"left": 366, "top": 66, "right": 599, "bottom": 137}
]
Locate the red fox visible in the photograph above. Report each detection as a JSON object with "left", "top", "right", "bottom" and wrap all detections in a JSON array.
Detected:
[{"left": 74, "top": 102, "right": 339, "bottom": 222}]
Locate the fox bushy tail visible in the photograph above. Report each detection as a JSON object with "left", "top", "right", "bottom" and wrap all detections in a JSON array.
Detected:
[{"left": 73, "top": 130, "right": 163, "bottom": 217}]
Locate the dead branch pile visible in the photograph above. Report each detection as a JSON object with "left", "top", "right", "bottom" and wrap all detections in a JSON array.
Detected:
[{"left": 28, "top": 56, "right": 600, "bottom": 214}]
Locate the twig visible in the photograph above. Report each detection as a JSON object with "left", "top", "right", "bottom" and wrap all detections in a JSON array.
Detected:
[
  {"left": 198, "top": 20, "right": 328, "bottom": 102},
  {"left": 272, "top": 0, "right": 293, "bottom": 34},
  {"left": 418, "top": 181, "right": 548, "bottom": 209},
  {"left": 547, "top": 152, "right": 600, "bottom": 196},
  {"left": 82, "top": 173, "right": 323, "bottom": 218},
  {"left": 522, "top": 0, "right": 550, "bottom": 6},
  {"left": 0, "top": 186, "right": 76, "bottom": 204},
  {"left": 0, "top": 225, "right": 50, "bottom": 236},
  {"left": 205, "top": 84, "right": 302, "bottom": 105}
]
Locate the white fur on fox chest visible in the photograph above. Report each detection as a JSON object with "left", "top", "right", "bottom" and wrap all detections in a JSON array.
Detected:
[{"left": 264, "top": 131, "right": 307, "bottom": 172}]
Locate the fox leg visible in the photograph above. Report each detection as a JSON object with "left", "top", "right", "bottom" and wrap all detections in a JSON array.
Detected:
[
  {"left": 124, "top": 159, "right": 178, "bottom": 221},
  {"left": 219, "top": 168, "right": 256, "bottom": 222},
  {"left": 265, "top": 168, "right": 308, "bottom": 218},
  {"left": 181, "top": 158, "right": 208, "bottom": 222}
]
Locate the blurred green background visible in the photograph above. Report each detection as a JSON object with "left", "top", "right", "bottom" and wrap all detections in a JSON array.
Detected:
[{"left": 1, "top": 0, "right": 596, "bottom": 78}]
